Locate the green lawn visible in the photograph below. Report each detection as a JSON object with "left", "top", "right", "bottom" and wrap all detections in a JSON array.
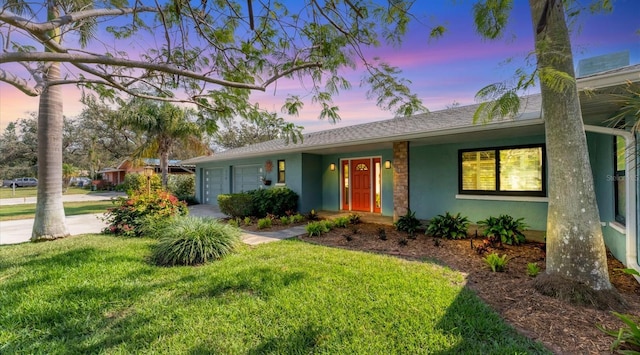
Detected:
[
  {"left": 0, "top": 201, "right": 113, "bottom": 221},
  {"left": 0, "top": 236, "right": 550, "bottom": 354},
  {"left": 0, "top": 187, "right": 91, "bottom": 199}
]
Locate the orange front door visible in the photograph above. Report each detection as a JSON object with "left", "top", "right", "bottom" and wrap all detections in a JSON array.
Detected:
[{"left": 351, "top": 159, "right": 371, "bottom": 212}]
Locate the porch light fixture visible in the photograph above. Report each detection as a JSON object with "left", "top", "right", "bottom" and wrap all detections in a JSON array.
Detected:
[
  {"left": 329, "top": 163, "right": 336, "bottom": 171},
  {"left": 384, "top": 160, "right": 391, "bottom": 169}
]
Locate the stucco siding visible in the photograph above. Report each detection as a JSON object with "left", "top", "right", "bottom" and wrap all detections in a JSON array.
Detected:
[
  {"left": 301, "top": 153, "right": 323, "bottom": 213},
  {"left": 193, "top": 153, "right": 304, "bottom": 207},
  {"left": 409, "top": 135, "right": 549, "bottom": 231}
]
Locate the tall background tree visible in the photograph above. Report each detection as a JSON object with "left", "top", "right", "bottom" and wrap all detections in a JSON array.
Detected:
[
  {"left": 0, "top": 1, "right": 432, "bottom": 241},
  {"left": 119, "top": 100, "right": 212, "bottom": 188},
  {"left": 472, "top": 0, "right": 631, "bottom": 306}
]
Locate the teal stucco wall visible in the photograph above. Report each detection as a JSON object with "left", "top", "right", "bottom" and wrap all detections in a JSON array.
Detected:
[
  {"left": 409, "top": 135, "right": 549, "bottom": 231},
  {"left": 193, "top": 152, "right": 304, "bottom": 207},
  {"left": 587, "top": 132, "right": 627, "bottom": 263},
  {"left": 300, "top": 153, "right": 323, "bottom": 213}
]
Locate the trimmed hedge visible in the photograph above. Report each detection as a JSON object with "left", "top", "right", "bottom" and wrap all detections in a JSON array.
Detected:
[
  {"left": 217, "top": 187, "right": 299, "bottom": 218},
  {"left": 218, "top": 193, "right": 254, "bottom": 218},
  {"left": 249, "top": 187, "right": 298, "bottom": 217}
]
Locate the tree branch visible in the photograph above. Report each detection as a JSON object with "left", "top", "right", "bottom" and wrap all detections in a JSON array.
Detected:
[
  {"left": 0, "top": 51, "right": 323, "bottom": 91},
  {"left": 0, "top": 67, "right": 40, "bottom": 96},
  {"left": 0, "top": 7, "right": 158, "bottom": 33}
]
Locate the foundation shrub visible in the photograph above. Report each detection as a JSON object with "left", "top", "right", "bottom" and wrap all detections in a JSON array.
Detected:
[
  {"left": 217, "top": 193, "right": 254, "bottom": 218},
  {"left": 426, "top": 212, "right": 469, "bottom": 239},
  {"left": 249, "top": 187, "right": 299, "bottom": 217},
  {"left": 477, "top": 214, "right": 527, "bottom": 246},
  {"left": 394, "top": 209, "right": 421, "bottom": 236}
]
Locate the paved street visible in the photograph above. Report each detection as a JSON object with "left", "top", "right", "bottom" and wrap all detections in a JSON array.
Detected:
[{"left": 0, "top": 191, "right": 126, "bottom": 206}]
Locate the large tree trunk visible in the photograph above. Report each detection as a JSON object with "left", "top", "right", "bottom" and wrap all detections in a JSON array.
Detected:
[
  {"left": 528, "top": 0, "right": 620, "bottom": 306},
  {"left": 31, "top": 1, "right": 69, "bottom": 241},
  {"left": 31, "top": 61, "right": 69, "bottom": 241}
]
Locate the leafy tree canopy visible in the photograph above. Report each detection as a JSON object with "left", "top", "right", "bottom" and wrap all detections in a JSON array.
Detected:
[{"left": 0, "top": 0, "right": 437, "bottom": 141}]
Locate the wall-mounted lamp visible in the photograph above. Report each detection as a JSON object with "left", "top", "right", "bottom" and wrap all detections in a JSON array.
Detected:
[
  {"left": 384, "top": 160, "right": 391, "bottom": 169},
  {"left": 329, "top": 163, "right": 336, "bottom": 171}
]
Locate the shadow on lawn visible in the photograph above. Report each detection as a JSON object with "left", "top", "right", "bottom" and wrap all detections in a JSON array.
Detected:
[
  {"left": 0, "top": 245, "right": 177, "bottom": 354},
  {"left": 431, "top": 286, "right": 549, "bottom": 354}
]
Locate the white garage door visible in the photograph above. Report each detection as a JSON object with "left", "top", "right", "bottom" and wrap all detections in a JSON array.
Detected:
[
  {"left": 203, "top": 168, "right": 224, "bottom": 205},
  {"left": 234, "top": 165, "right": 261, "bottom": 192}
]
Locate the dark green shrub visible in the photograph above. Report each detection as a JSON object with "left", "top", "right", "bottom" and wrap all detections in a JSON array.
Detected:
[
  {"left": 150, "top": 217, "right": 241, "bottom": 266},
  {"left": 217, "top": 193, "right": 254, "bottom": 218},
  {"left": 102, "top": 190, "right": 188, "bottom": 237},
  {"left": 249, "top": 187, "right": 299, "bottom": 217},
  {"left": 306, "top": 209, "right": 319, "bottom": 221},
  {"left": 426, "top": 212, "right": 469, "bottom": 239},
  {"left": 477, "top": 214, "right": 527, "bottom": 246},
  {"left": 394, "top": 209, "right": 421, "bottom": 236},
  {"left": 348, "top": 213, "right": 361, "bottom": 225}
]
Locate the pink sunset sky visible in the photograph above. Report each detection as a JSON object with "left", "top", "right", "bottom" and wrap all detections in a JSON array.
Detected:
[{"left": 0, "top": 1, "right": 638, "bottom": 134}]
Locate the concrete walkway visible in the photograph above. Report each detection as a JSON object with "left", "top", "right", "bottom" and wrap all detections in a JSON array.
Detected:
[{"left": 0, "top": 202, "right": 306, "bottom": 246}]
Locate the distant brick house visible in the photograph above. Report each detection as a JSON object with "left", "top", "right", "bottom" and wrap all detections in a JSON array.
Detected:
[{"left": 99, "top": 158, "right": 195, "bottom": 186}]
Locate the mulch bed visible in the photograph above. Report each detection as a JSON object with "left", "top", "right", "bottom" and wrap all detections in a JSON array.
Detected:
[{"left": 296, "top": 222, "right": 640, "bottom": 354}]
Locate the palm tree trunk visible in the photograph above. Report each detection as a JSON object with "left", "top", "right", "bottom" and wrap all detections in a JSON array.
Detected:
[
  {"left": 31, "top": 61, "right": 69, "bottom": 241},
  {"left": 529, "top": 0, "right": 611, "bottom": 291},
  {"left": 160, "top": 145, "right": 169, "bottom": 189},
  {"left": 31, "top": 1, "right": 68, "bottom": 241}
]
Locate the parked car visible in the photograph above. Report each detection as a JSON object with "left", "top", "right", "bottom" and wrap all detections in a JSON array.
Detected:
[
  {"left": 69, "top": 177, "right": 91, "bottom": 188},
  {"left": 3, "top": 177, "right": 38, "bottom": 188}
]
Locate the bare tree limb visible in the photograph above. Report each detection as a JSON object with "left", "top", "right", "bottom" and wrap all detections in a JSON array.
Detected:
[{"left": 0, "top": 67, "right": 40, "bottom": 95}]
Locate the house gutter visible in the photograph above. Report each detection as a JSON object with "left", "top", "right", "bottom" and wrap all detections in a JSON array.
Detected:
[{"left": 584, "top": 124, "right": 638, "bottom": 274}]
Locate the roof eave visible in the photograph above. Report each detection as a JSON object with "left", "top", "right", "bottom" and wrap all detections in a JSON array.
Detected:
[{"left": 192, "top": 115, "right": 544, "bottom": 164}]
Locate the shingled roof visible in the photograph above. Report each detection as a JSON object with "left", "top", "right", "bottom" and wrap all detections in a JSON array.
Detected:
[{"left": 184, "top": 94, "right": 544, "bottom": 164}]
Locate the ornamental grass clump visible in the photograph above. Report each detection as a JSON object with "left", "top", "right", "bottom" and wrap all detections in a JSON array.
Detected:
[{"left": 150, "top": 216, "right": 241, "bottom": 267}]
